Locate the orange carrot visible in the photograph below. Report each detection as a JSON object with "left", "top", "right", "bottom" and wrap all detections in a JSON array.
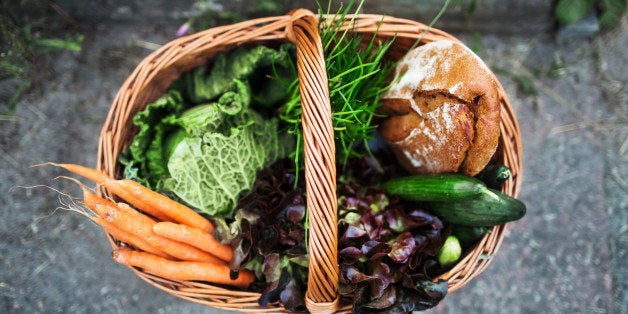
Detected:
[
  {"left": 82, "top": 187, "right": 117, "bottom": 210},
  {"left": 116, "top": 179, "right": 214, "bottom": 233},
  {"left": 53, "top": 163, "right": 212, "bottom": 231},
  {"left": 116, "top": 202, "right": 150, "bottom": 218},
  {"left": 96, "top": 202, "right": 155, "bottom": 231},
  {"left": 152, "top": 222, "right": 233, "bottom": 262},
  {"left": 51, "top": 163, "right": 169, "bottom": 220},
  {"left": 100, "top": 182, "right": 173, "bottom": 222},
  {"left": 51, "top": 163, "right": 112, "bottom": 184},
  {"left": 89, "top": 199, "right": 112, "bottom": 218},
  {"left": 96, "top": 204, "right": 225, "bottom": 264},
  {"left": 82, "top": 182, "right": 171, "bottom": 222},
  {"left": 58, "top": 176, "right": 123, "bottom": 217},
  {"left": 90, "top": 216, "right": 172, "bottom": 259},
  {"left": 81, "top": 187, "right": 163, "bottom": 225},
  {"left": 112, "top": 249, "right": 255, "bottom": 289},
  {"left": 80, "top": 192, "right": 170, "bottom": 259}
]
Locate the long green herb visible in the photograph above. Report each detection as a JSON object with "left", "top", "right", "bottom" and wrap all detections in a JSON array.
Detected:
[{"left": 277, "top": 0, "right": 396, "bottom": 174}]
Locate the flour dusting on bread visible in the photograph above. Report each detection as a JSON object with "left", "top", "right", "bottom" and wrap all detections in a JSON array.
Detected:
[
  {"left": 378, "top": 40, "right": 501, "bottom": 176},
  {"left": 391, "top": 103, "right": 474, "bottom": 174}
]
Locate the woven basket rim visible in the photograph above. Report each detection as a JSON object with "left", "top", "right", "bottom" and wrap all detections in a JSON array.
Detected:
[{"left": 96, "top": 10, "right": 523, "bottom": 313}]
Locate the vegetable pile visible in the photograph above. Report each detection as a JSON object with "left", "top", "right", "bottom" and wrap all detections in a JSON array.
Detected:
[
  {"left": 47, "top": 6, "right": 527, "bottom": 314},
  {"left": 335, "top": 155, "right": 450, "bottom": 312}
]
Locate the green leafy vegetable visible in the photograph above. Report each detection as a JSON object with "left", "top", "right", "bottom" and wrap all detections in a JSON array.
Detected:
[
  {"left": 123, "top": 90, "right": 185, "bottom": 189},
  {"left": 121, "top": 44, "right": 296, "bottom": 217},
  {"left": 165, "top": 118, "right": 288, "bottom": 216},
  {"left": 174, "top": 44, "right": 296, "bottom": 107}
]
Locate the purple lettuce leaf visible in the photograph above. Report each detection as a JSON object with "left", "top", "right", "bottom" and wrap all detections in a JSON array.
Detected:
[
  {"left": 360, "top": 286, "right": 397, "bottom": 310},
  {"left": 361, "top": 240, "right": 391, "bottom": 260},
  {"left": 344, "top": 265, "right": 377, "bottom": 284},
  {"left": 335, "top": 154, "right": 451, "bottom": 313},
  {"left": 388, "top": 232, "right": 416, "bottom": 264},
  {"left": 339, "top": 224, "right": 370, "bottom": 247},
  {"left": 257, "top": 253, "right": 288, "bottom": 306},
  {"left": 339, "top": 246, "right": 364, "bottom": 265},
  {"left": 367, "top": 261, "right": 393, "bottom": 299},
  {"left": 355, "top": 279, "right": 448, "bottom": 313},
  {"left": 280, "top": 278, "right": 306, "bottom": 312}
]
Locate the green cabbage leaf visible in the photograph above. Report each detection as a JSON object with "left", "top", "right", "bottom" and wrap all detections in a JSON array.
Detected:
[{"left": 165, "top": 117, "right": 287, "bottom": 216}]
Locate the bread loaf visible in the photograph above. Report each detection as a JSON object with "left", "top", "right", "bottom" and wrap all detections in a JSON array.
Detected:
[{"left": 379, "top": 40, "right": 500, "bottom": 176}]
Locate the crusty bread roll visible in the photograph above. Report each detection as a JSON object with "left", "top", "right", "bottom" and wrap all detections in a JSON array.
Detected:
[{"left": 378, "top": 40, "right": 500, "bottom": 176}]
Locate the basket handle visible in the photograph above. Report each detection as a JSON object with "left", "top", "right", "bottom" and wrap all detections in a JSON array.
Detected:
[{"left": 286, "top": 9, "right": 339, "bottom": 313}]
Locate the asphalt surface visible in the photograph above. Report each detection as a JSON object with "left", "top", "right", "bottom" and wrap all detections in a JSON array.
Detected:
[{"left": 1, "top": 2, "right": 626, "bottom": 313}]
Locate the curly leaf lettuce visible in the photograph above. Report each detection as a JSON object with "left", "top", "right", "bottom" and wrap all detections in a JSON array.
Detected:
[{"left": 121, "top": 90, "right": 184, "bottom": 188}]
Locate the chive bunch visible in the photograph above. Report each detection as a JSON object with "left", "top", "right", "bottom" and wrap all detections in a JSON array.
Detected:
[{"left": 277, "top": 3, "right": 396, "bottom": 173}]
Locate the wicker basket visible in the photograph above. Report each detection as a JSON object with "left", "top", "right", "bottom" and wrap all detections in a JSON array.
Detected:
[{"left": 96, "top": 9, "right": 522, "bottom": 313}]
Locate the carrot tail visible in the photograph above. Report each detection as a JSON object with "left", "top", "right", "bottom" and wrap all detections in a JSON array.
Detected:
[
  {"left": 112, "top": 249, "right": 255, "bottom": 289},
  {"left": 153, "top": 222, "right": 232, "bottom": 262}
]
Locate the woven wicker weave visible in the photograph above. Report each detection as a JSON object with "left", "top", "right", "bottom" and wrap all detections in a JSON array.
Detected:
[{"left": 96, "top": 9, "right": 522, "bottom": 313}]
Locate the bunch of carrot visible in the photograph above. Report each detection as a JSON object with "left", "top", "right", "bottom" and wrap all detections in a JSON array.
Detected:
[{"left": 52, "top": 163, "right": 254, "bottom": 289}]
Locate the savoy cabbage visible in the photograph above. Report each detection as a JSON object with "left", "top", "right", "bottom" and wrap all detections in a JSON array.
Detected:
[{"left": 121, "top": 44, "right": 296, "bottom": 217}]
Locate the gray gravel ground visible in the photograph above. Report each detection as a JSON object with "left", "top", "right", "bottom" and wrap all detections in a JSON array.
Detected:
[{"left": 1, "top": 2, "right": 626, "bottom": 313}]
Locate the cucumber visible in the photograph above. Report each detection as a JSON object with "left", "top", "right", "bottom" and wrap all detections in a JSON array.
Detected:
[
  {"left": 428, "top": 188, "right": 526, "bottom": 226},
  {"left": 475, "top": 165, "right": 511, "bottom": 190},
  {"left": 452, "top": 225, "right": 491, "bottom": 246},
  {"left": 383, "top": 173, "right": 487, "bottom": 202}
]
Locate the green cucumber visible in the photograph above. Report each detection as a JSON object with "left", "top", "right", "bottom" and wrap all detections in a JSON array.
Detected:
[
  {"left": 428, "top": 188, "right": 526, "bottom": 226},
  {"left": 475, "top": 165, "right": 511, "bottom": 190},
  {"left": 383, "top": 173, "right": 487, "bottom": 202},
  {"left": 453, "top": 225, "right": 491, "bottom": 246}
]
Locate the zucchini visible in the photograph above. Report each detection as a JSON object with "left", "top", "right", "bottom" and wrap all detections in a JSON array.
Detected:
[
  {"left": 428, "top": 188, "right": 526, "bottom": 226},
  {"left": 475, "top": 165, "right": 511, "bottom": 190},
  {"left": 383, "top": 173, "right": 487, "bottom": 202}
]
